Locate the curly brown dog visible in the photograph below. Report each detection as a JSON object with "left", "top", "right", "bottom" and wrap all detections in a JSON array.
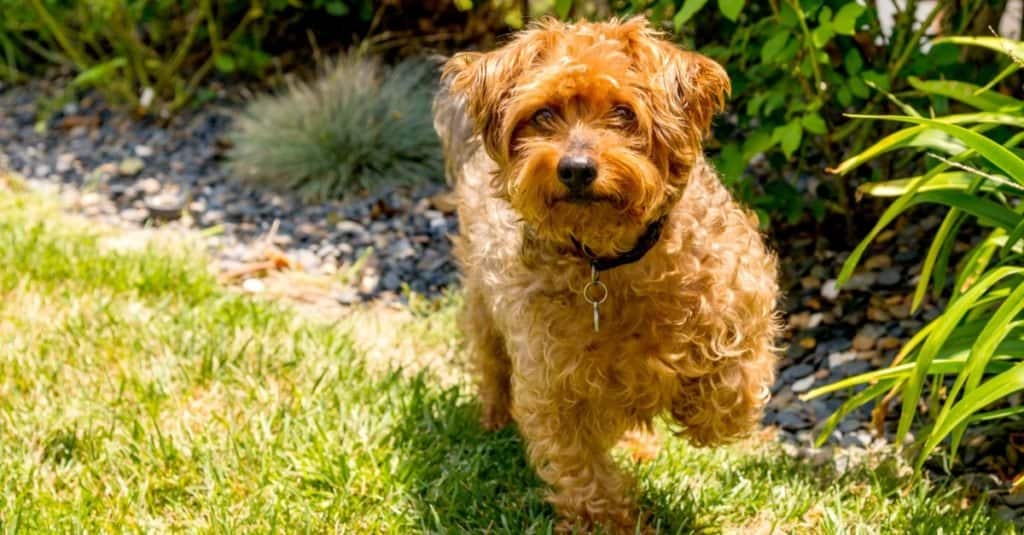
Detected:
[{"left": 434, "top": 17, "right": 780, "bottom": 532}]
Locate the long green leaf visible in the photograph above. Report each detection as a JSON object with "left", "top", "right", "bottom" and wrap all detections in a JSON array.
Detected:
[
  {"left": 944, "top": 286, "right": 1024, "bottom": 457},
  {"left": 830, "top": 112, "right": 1024, "bottom": 176},
  {"left": 908, "top": 77, "right": 1024, "bottom": 112},
  {"left": 856, "top": 172, "right": 988, "bottom": 197},
  {"left": 814, "top": 381, "right": 893, "bottom": 447},
  {"left": 933, "top": 36, "right": 1024, "bottom": 61},
  {"left": 897, "top": 266, "right": 1024, "bottom": 441},
  {"left": 917, "top": 209, "right": 967, "bottom": 311},
  {"left": 916, "top": 362, "right": 1024, "bottom": 471},
  {"left": 846, "top": 115, "right": 1024, "bottom": 185}
]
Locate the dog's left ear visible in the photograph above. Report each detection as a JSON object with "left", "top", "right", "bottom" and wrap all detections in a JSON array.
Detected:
[
  {"left": 665, "top": 49, "right": 731, "bottom": 137},
  {"left": 647, "top": 44, "right": 731, "bottom": 150},
  {"left": 441, "top": 34, "right": 543, "bottom": 165}
]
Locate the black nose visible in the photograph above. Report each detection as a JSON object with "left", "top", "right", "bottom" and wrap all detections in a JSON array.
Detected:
[{"left": 557, "top": 155, "right": 598, "bottom": 191}]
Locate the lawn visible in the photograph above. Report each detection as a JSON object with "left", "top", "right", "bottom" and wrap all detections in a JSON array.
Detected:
[{"left": 0, "top": 185, "right": 1013, "bottom": 534}]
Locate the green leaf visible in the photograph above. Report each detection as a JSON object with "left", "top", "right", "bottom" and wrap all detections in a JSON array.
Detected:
[
  {"left": 555, "top": 0, "right": 573, "bottom": 19},
  {"left": 861, "top": 70, "right": 890, "bottom": 91},
  {"left": 674, "top": 0, "right": 710, "bottom": 29},
  {"left": 933, "top": 36, "right": 1024, "bottom": 61},
  {"left": 908, "top": 77, "right": 1024, "bottom": 112},
  {"left": 71, "top": 57, "right": 127, "bottom": 88},
  {"left": 741, "top": 129, "right": 775, "bottom": 158},
  {"left": 214, "top": 54, "right": 236, "bottom": 73},
  {"left": 773, "top": 120, "right": 803, "bottom": 158},
  {"left": 844, "top": 48, "right": 863, "bottom": 74},
  {"left": 976, "top": 63, "right": 1022, "bottom": 96},
  {"left": 916, "top": 362, "right": 1024, "bottom": 472},
  {"left": 817, "top": 6, "right": 833, "bottom": 23},
  {"left": 897, "top": 266, "right": 1024, "bottom": 441},
  {"left": 801, "top": 113, "right": 827, "bottom": 135},
  {"left": 832, "top": 2, "right": 865, "bottom": 35},
  {"left": 761, "top": 33, "right": 789, "bottom": 64},
  {"left": 856, "top": 172, "right": 997, "bottom": 198},
  {"left": 325, "top": 1, "right": 349, "bottom": 15},
  {"left": 717, "top": 0, "right": 744, "bottom": 21},
  {"left": 846, "top": 114, "right": 1024, "bottom": 185},
  {"left": 811, "top": 22, "right": 834, "bottom": 48}
]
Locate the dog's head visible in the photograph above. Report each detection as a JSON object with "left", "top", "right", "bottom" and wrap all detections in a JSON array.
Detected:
[{"left": 442, "top": 17, "right": 729, "bottom": 255}]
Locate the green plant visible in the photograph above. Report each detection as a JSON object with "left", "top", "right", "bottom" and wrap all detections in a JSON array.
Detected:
[
  {"left": 804, "top": 36, "right": 1024, "bottom": 471},
  {"left": 227, "top": 53, "right": 441, "bottom": 201}
]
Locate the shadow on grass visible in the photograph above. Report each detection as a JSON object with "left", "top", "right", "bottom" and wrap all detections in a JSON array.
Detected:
[{"left": 388, "top": 373, "right": 1004, "bottom": 534}]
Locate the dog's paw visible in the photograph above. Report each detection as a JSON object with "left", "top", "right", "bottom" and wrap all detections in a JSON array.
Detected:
[{"left": 480, "top": 403, "right": 511, "bottom": 431}]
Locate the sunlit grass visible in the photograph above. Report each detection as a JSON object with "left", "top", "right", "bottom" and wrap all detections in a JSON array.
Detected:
[{"left": 0, "top": 189, "right": 1013, "bottom": 533}]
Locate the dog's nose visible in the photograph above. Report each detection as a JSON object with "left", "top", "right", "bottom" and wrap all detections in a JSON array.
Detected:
[{"left": 557, "top": 155, "right": 598, "bottom": 191}]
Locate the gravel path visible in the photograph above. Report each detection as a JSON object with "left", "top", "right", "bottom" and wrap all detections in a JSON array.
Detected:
[{"left": 2, "top": 80, "right": 1012, "bottom": 485}]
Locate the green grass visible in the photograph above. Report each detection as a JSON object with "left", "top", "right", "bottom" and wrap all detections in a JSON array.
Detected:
[{"left": 0, "top": 188, "right": 1015, "bottom": 534}]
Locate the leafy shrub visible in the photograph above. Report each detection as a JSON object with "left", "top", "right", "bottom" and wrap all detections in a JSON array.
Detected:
[
  {"left": 0, "top": 0, "right": 515, "bottom": 115},
  {"left": 227, "top": 53, "right": 441, "bottom": 201},
  {"left": 804, "top": 36, "right": 1024, "bottom": 470}
]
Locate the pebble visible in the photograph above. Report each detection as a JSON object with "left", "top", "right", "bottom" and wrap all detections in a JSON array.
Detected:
[
  {"left": 242, "top": 278, "right": 265, "bottom": 293},
  {"left": 791, "top": 374, "right": 816, "bottom": 393},
  {"left": 119, "top": 157, "right": 145, "bottom": 176}
]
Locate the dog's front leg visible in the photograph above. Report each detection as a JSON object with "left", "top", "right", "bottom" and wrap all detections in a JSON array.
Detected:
[{"left": 511, "top": 379, "right": 638, "bottom": 533}]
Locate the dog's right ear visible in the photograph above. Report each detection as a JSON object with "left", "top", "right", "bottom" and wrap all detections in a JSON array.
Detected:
[{"left": 441, "top": 38, "right": 540, "bottom": 165}]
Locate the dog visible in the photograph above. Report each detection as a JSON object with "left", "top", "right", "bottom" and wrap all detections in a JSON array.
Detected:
[{"left": 434, "top": 17, "right": 780, "bottom": 532}]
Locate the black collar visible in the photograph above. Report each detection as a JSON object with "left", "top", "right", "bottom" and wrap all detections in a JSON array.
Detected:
[{"left": 571, "top": 215, "right": 667, "bottom": 272}]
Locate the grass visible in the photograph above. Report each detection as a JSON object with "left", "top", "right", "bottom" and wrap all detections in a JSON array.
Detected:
[
  {"left": 0, "top": 185, "right": 1016, "bottom": 534},
  {"left": 227, "top": 53, "right": 442, "bottom": 202}
]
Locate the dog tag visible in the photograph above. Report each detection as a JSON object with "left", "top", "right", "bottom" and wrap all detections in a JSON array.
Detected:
[{"left": 583, "top": 264, "right": 608, "bottom": 333}]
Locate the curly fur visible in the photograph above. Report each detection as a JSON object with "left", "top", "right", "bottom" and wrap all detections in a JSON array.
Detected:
[{"left": 435, "top": 17, "right": 781, "bottom": 532}]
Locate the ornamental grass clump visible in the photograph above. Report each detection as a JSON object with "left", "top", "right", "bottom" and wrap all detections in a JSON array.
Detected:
[{"left": 228, "top": 53, "right": 441, "bottom": 201}]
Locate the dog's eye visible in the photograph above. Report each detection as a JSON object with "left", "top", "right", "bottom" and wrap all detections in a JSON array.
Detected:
[
  {"left": 612, "top": 105, "right": 636, "bottom": 123},
  {"left": 532, "top": 108, "right": 556, "bottom": 126}
]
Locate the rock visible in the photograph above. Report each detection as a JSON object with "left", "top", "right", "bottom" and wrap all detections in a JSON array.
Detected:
[
  {"left": 242, "top": 278, "right": 265, "bottom": 293},
  {"left": 388, "top": 239, "right": 416, "bottom": 260},
  {"left": 429, "top": 191, "right": 458, "bottom": 213},
  {"left": 118, "top": 157, "right": 145, "bottom": 177},
  {"left": 780, "top": 363, "right": 815, "bottom": 383},
  {"left": 821, "top": 279, "right": 840, "bottom": 300},
  {"left": 134, "top": 144, "right": 154, "bottom": 157},
  {"left": 877, "top": 336, "right": 903, "bottom": 351},
  {"left": 877, "top": 268, "right": 902, "bottom": 287},
  {"left": 801, "top": 276, "right": 821, "bottom": 290},
  {"left": 844, "top": 272, "right": 877, "bottom": 291},
  {"left": 799, "top": 337, "right": 817, "bottom": 349},
  {"left": 417, "top": 248, "right": 447, "bottom": 271},
  {"left": 775, "top": 409, "right": 811, "bottom": 430},
  {"left": 828, "top": 350, "right": 858, "bottom": 368},
  {"left": 864, "top": 254, "right": 892, "bottom": 270},
  {"left": 852, "top": 334, "right": 875, "bottom": 351},
  {"left": 791, "top": 374, "right": 816, "bottom": 393}
]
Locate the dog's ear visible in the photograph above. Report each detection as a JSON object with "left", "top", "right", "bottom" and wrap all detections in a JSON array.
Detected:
[
  {"left": 441, "top": 37, "right": 541, "bottom": 164},
  {"left": 645, "top": 44, "right": 731, "bottom": 153}
]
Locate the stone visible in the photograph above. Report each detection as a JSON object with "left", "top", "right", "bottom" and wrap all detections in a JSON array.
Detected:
[
  {"left": 852, "top": 334, "right": 875, "bottom": 351},
  {"left": 877, "top": 268, "right": 902, "bottom": 287},
  {"left": 821, "top": 279, "right": 840, "bottom": 300},
  {"left": 118, "top": 157, "right": 145, "bottom": 177},
  {"left": 242, "top": 278, "right": 265, "bottom": 293},
  {"left": 864, "top": 254, "right": 892, "bottom": 270},
  {"left": 791, "top": 374, "right": 816, "bottom": 393},
  {"left": 828, "top": 350, "right": 858, "bottom": 368}
]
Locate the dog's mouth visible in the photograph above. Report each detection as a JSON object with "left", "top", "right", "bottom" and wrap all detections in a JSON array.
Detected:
[{"left": 558, "top": 192, "right": 614, "bottom": 205}]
